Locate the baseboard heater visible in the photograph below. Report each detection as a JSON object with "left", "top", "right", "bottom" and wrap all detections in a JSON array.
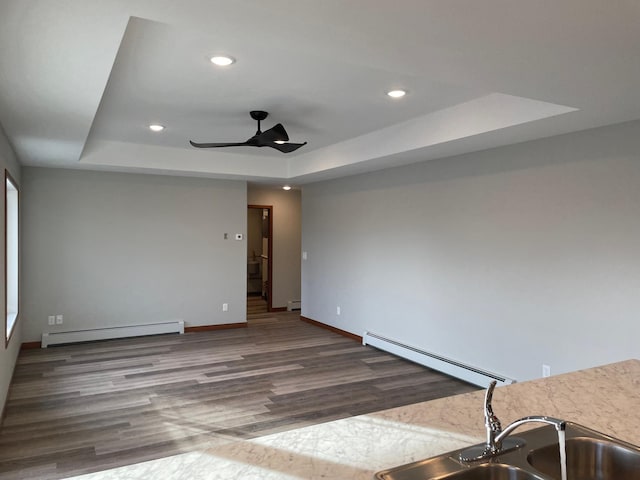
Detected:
[
  {"left": 362, "top": 331, "right": 515, "bottom": 388},
  {"left": 287, "top": 300, "right": 301, "bottom": 311},
  {"left": 41, "top": 320, "right": 185, "bottom": 348}
]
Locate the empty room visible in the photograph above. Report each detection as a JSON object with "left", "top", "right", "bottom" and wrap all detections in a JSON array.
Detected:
[{"left": 1, "top": 2, "right": 639, "bottom": 479}]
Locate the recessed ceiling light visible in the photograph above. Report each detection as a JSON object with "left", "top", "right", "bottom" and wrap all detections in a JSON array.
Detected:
[
  {"left": 387, "top": 89, "right": 407, "bottom": 98},
  {"left": 210, "top": 55, "right": 235, "bottom": 66},
  {"left": 282, "top": 185, "right": 292, "bottom": 191},
  {"left": 274, "top": 140, "right": 286, "bottom": 145},
  {"left": 149, "top": 124, "right": 165, "bottom": 132}
]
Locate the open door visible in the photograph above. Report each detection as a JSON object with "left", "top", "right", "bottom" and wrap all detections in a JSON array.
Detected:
[{"left": 247, "top": 205, "right": 273, "bottom": 313}]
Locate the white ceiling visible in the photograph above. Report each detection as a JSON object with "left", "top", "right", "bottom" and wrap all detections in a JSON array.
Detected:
[{"left": 1, "top": 0, "right": 639, "bottom": 185}]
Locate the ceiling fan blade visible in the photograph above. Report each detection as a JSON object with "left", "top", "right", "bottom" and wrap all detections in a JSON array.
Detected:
[
  {"left": 189, "top": 140, "right": 251, "bottom": 148},
  {"left": 268, "top": 141, "right": 308, "bottom": 153},
  {"left": 189, "top": 112, "right": 307, "bottom": 153},
  {"left": 257, "top": 123, "right": 289, "bottom": 144}
]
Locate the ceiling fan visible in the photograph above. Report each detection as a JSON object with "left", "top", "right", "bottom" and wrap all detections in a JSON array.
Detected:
[{"left": 189, "top": 110, "right": 307, "bottom": 153}]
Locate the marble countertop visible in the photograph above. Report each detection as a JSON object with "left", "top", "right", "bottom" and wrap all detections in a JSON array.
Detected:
[{"left": 67, "top": 359, "right": 640, "bottom": 480}]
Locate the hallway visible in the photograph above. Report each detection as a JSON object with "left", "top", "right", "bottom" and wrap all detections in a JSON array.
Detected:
[{"left": 247, "top": 295, "right": 268, "bottom": 316}]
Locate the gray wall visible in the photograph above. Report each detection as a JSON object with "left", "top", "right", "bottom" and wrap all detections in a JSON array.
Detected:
[
  {"left": 0, "top": 124, "right": 21, "bottom": 417},
  {"left": 248, "top": 185, "right": 301, "bottom": 308},
  {"left": 302, "top": 120, "right": 640, "bottom": 382},
  {"left": 22, "top": 168, "right": 247, "bottom": 342}
]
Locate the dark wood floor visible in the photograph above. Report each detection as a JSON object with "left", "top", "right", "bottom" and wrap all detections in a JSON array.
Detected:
[
  {"left": 0, "top": 312, "right": 478, "bottom": 479},
  {"left": 246, "top": 295, "right": 268, "bottom": 315}
]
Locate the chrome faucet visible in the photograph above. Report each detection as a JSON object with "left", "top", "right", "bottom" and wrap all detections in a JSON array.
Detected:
[
  {"left": 483, "top": 378, "right": 502, "bottom": 452},
  {"left": 459, "top": 380, "right": 566, "bottom": 462}
]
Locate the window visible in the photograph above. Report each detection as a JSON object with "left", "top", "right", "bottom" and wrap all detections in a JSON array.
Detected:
[{"left": 5, "top": 170, "right": 18, "bottom": 345}]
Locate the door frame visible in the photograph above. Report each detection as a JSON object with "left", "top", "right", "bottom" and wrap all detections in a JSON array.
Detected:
[{"left": 248, "top": 204, "right": 273, "bottom": 312}]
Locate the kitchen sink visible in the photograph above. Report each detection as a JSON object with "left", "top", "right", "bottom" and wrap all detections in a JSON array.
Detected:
[
  {"left": 445, "top": 464, "right": 546, "bottom": 480},
  {"left": 376, "top": 462, "right": 546, "bottom": 480},
  {"left": 527, "top": 436, "right": 640, "bottom": 480},
  {"left": 375, "top": 423, "right": 640, "bottom": 480}
]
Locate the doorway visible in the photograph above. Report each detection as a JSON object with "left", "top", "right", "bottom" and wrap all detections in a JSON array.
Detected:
[{"left": 247, "top": 205, "right": 273, "bottom": 314}]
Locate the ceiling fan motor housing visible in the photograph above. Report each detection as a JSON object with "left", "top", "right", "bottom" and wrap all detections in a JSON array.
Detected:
[{"left": 250, "top": 110, "right": 269, "bottom": 121}]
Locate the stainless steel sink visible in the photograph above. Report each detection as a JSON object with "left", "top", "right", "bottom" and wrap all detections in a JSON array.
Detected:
[
  {"left": 375, "top": 423, "right": 640, "bottom": 480},
  {"left": 527, "top": 436, "right": 640, "bottom": 480},
  {"left": 445, "top": 464, "right": 546, "bottom": 480},
  {"left": 376, "top": 462, "right": 546, "bottom": 480}
]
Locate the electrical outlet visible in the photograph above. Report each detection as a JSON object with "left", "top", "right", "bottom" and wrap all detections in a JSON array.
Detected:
[
  {"left": 48, "top": 315, "right": 55, "bottom": 325},
  {"left": 222, "top": 303, "right": 229, "bottom": 312},
  {"left": 302, "top": 251, "right": 308, "bottom": 260},
  {"left": 56, "top": 315, "right": 63, "bottom": 325},
  {"left": 336, "top": 306, "right": 341, "bottom": 315},
  {"left": 542, "top": 364, "right": 551, "bottom": 378}
]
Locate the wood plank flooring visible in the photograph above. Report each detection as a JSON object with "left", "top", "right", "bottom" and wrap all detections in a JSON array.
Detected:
[
  {"left": 0, "top": 312, "right": 478, "bottom": 479},
  {"left": 246, "top": 295, "right": 268, "bottom": 315}
]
